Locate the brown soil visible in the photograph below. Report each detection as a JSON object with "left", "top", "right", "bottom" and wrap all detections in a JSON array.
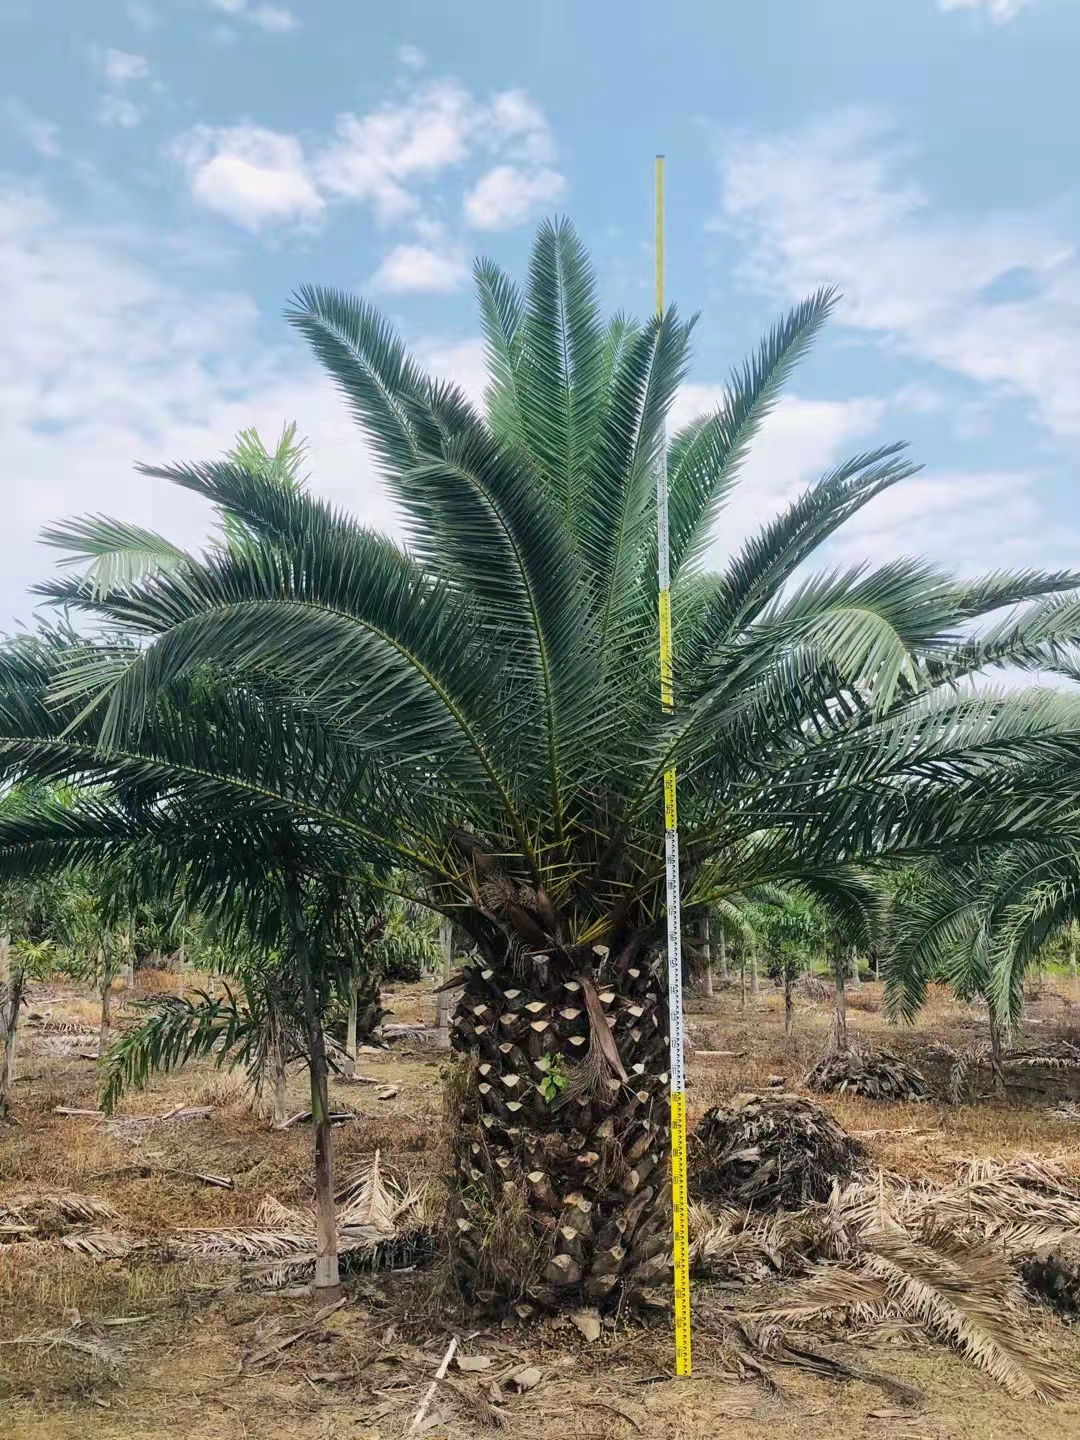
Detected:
[{"left": 3, "top": 974, "right": 1080, "bottom": 1438}]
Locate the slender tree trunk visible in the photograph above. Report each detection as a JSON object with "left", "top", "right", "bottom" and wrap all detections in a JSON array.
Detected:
[
  {"left": 717, "top": 924, "right": 728, "bottom": 981},
  {"left": 740, "top": 946, "right": 747, "bottom": 1008},
  {"left": 121, "top": 956, "right": 135, "bottom": 989},
  {"left": 784, "top": 968, "right": 794, "bottom": 1037},
  {"left": 271, "top": 1038, "right": 289, "bottom": 1128},
  {"left": 833, "top": 947, "right": 849, "bottom": 1052},
  {"left": 874, "top": 949, "right": 881, "bottom": 983},
  {"left": 849, "top": 944, "right": 861, "bottom": 989},
  {"left": 345, "top": 971, "right": 359, "bottom": 1076},
  {"left": 988, "top": 1004, "right": 1006, "bottom": 1099},
  {"left": 98, "top": 950, "right": 114, "bottom": 1058},
  {"left": 702, "top": 915, "right": 714, "bottom": 998},
  {"left": 436, "top": 918, "right": 452, "bottom": 1050},
  {"left": 0, "top": 937, "right": 19, "bottom": 1115},
  {"left": 749, "top": 934, "right": 759, "bottom": 997},
  {"left": 1070, "top": 921, "right": 1078, "bottom": 982},
  {"left": 287, "top": 883, "right": 339, "bottom": 1295}
]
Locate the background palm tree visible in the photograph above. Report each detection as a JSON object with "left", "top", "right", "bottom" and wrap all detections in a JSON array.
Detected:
[
  {"left": 888, "top": 840, "right": 1080, "bottom": 1093},
  {"left": 7, "top": 221, "right": 1080, "bottom": 1309},
  {"left": 0, "top": 766, "right": 394, "bottom": 1294}
]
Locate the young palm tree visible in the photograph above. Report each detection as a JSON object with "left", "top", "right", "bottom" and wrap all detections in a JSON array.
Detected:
[
  {"left": 889, "top": 840, "right": 1080, "bottom": 1093},
  {"left": 7, "top": 223, "right": 1080, "bottom": 1308},
  {"left": 0, "top": 766, "right": 392, "bottom": 1293}
]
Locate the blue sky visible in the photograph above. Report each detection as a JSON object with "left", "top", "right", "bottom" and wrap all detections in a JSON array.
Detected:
[{"left": 2, "top": 0, "right": 1079, "bottom": 628}]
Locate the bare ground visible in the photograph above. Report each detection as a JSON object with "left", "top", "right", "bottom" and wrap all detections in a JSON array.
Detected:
[{"left": 4, "top": 973, "right": 1080, "bottom": 1439}]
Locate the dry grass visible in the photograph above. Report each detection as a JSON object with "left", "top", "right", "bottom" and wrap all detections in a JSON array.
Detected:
[{"left": 3, "top": 976, "right": 1080, "bottom": 1437}]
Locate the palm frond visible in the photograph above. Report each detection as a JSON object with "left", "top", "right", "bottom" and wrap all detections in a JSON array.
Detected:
[{"left": 669, "top": 286, "right": 838, "bottom": 580}]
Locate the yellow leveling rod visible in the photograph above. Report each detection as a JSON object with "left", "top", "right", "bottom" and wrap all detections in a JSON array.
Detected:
[{"left": 655, "top": 153, "right": 692, "bottom": 1378}]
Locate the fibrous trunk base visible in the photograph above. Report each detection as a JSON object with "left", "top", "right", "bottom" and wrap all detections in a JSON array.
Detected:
[{"left": 449, "top": 943, "right": 672, "bottom": 1315}]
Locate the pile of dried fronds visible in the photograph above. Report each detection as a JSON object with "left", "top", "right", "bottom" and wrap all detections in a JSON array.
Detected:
[
  {"left": 690, "top": 1156, "right": 1080, "bottom": 1400},
  {"left": 0, "top": 1190, "right": 128, "bottom": 1258},
  {"left": 797, "top": 973, "right": 831, "bottom": 1004},
  {"left": 168, "top": 1151, "right": 433, "bottom": 1285},
  {"left": 1005, "top": 1039, "right": 1080, "bottom": 1071},
  {"left": 805, "top": 1047, "right": 929, "bottom": 1102},
  {"left": 1, "top": 1156, "right": 434, "bottom": 1284},
  {"left": 692, "top": 1093, "right": 867, "bottom": 1208}
]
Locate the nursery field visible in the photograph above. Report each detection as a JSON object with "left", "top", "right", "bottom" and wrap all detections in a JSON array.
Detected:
[{"left": 4, "top": 973, "right": 1080, "bottom": 1440}]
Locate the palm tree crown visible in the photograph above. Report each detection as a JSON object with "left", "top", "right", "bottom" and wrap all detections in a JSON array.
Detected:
[{"left": 5, "top": 220, "right": 1080, "bottom": 1309}]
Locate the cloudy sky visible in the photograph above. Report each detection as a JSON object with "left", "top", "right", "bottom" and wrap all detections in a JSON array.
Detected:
[{"left": 2, "top": 0, "right": 1079, "bottom": 629}]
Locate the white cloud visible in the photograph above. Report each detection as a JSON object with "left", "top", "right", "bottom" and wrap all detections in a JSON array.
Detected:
[
  {"left": 938, "top": 0, "right": 1035, "bottom": 21},
  {"left": 833, "top": 467, "right": 1078, "bottom": 572},
  {"left": 247, "top": 5, "right": 299, "bottom": 32},
  {"left": 93, "top": 47, "right": 152, "bottom": 128},
  {"left": 370, "top": 242, "right": 468, "bottom": 294},
  {"left": 171, "top": 74, "right": 565, "bottom": 243},
  {"left": 3, "top": 100, "right": 61, "bottom": 158},
  {"left": 0, "top": 185, "right": 497, "bottom": 631},
  {"left": 486, "top": 90, "right": 557, "bottom": 165},
  {"left": 99, "top": 49, "right": 150, "bottom": 84},
  {"left": 397, "top": 45, "right": 425, "bottom": 69},
  {"left": 419, "top": 338, "right": 488, "bottom": 405},
  {"left": 316, "top": 81, "right": 478, "bottom": 220},
  {"left": 207, "top": 0, "right": 299, "bottom": 30},
  {"left": 0, "top": 186, "right": 389, "bottom": 629},
  {"left": 464, "top": 164, "right": 565, "bottom": 230},
  {"left": 718, "top": 109, "right": 1080, "bottom": 441},
  {"left": 171, "top": 123, "right": 324, "bottom": 229},
  {"left": 314, "top": 79, "right": 563, "bottom": 224}
]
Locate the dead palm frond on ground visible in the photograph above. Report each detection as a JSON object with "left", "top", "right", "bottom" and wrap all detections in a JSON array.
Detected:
[{"left": 690, "top": 1151, "right": 1080, "bottom": 1399}]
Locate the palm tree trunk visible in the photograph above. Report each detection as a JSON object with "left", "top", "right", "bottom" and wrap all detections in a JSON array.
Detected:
[
  {"left": 833, "top": 947, "right": 849, "bottom": 1052},
  {"left": 1070, "top": 921, "right": 1078, "bottom": 982},
  {"left": 449, "top": 931, "right": 670, "bottom": 1312},
  {"left": 0, "top": 937, "right": 19, "bottom": 1115},
  {"left": 988, "top": 1004, "right": 1006, "bottom": 1099},
  {"left": 286, "top": 883, "right": 339, "bottom": 1296},
  {"left": 749, "top": 934, "right": 759, "bottom": 997},
  {"left": 437, "top": 918, "right": 453, "bottom": 1049},
  {"left": 98, "top": 950, "right": 114, "bottom": 1058},
  {"left": 849, "top": 944, "right": 861, "bottom": 989},
  {"left": 702, "top": 915, "right": 714, "bottom": 998},
  {"left": 740, "top": 945, "right": 747, "bottom": 1008},
  {"left": 784, "top": 967, "right": 794, "bottom": 1037},
  {"left": 717, "top": 925, "right": 728, "bottom": 981},
  {"left": 345, "top": 971, "right": 359, "bottom": 1076},
  {"left": 272, "top": 1045, "right": 289, "bottom": 1127}
]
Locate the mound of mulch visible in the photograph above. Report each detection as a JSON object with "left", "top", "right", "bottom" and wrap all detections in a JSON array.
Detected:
[
  {"left": 805, "top": 1047, "right": 929, "bottom": 1102},
  {"left": 691, "top": 1092, "right": 866, "bottom": 1209}
]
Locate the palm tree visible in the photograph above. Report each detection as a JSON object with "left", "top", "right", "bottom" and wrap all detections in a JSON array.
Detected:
[
  {"left": 0, "top": 761, "right": 392, "bottom": 1294},
  {"left": 0, "top": 809, "right": 70, "bottom": 1114},
  {"left": 743, "top": 889, "right": 828, "bottom": 1037},
  {"left": 889, "top": 841, "right": 1080, "bottom": 1094},
  {"left": 7, "top": 223, "right": 1080, "bottom": 1309},
  {"left": 338, "top": 899, "right": 441, "bottom": 1070}
]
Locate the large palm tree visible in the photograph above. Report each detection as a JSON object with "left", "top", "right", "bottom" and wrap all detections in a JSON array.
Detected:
[{"left": 7, "top": 222, "right": 1080, "bottom": 1309}]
